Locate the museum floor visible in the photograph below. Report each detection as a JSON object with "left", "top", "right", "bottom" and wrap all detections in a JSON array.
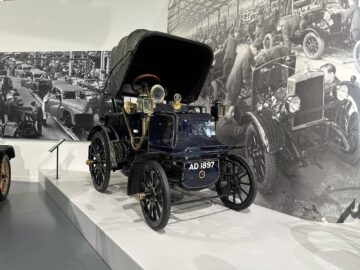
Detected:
[{"left": 0, "top": 182, "right": 110, "bottom": 270}]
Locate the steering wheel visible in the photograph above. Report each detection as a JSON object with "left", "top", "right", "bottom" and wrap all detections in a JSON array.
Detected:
[{"left": 131, "top": 74, "right": 160, "bottom": 93}]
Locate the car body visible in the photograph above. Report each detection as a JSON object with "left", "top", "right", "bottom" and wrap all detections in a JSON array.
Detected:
[
  {"left": 237, "top": 54, "right": 360, "bottom": 193},
  {"left": 44, "top": 84, "right": 93, "bottom": 129},
  {"left": 86, "top": 29, "right": 257, "bottom": 231},
  {"left": 14, "top": 63, "right": 32, "bottom": 77}
]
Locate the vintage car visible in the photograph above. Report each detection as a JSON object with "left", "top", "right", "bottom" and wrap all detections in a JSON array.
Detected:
[
  {"left": 235, "top": 54, "right": 360, "bottom": 193},
  {"left": 86, "top": 30, "right": 257, "bottom": 231},
  {"left": 4, "top": 92, "right": 43, "bottom": 138},
  {"left": 264, "top": 1, "right": 356, "bottom": 60},
  {"left": 0, "top": 145, "right": 15, "bottom": 201},
  {"left": 44, "top": 84, "right": 93, "bottom": 129},
  {"left": 29, "top": 69, "right": 49, "bottom": 82},
  {"left": 14, "top": 63, "right": 32, "bottom": 78}
]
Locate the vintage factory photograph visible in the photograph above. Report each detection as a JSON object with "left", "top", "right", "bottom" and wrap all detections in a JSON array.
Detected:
[
  {"left": 0, "top": 51, "right": 111, "bottom": 141},
  {"left": 168, "top": 0, "right": 360, "bottom": 223}
]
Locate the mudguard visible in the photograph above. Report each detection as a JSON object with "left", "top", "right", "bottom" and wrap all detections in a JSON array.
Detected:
[
  {"left": 304, "top": 26, "right": 328, "bottom": 42},
  {"left": 0, "top": 145, "right": 15, "bottom": 159},
  {"left": 127, "top": 153, "right": 159, "bottom": 195},
  {"left": 88, "top": 125, "right": 119, "bottom": 168},
  {"left": 246, "top": 111, "right": 285, "bottom": 154}
]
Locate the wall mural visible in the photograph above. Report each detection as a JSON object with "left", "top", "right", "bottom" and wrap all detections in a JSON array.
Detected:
[
  {"left": 0, "top": 51, "right": 111, "bottom": 141},
  {"left": 167, "top": 0, "right": 360, "bottom": 223}
]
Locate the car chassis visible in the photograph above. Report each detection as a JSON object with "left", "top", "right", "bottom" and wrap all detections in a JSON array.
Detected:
[{"left": 86, "top": 30, "right": 257, "bottom": 230}]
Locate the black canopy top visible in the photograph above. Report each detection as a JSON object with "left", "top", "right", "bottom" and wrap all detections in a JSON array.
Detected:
[{"left": 109, "top": 29, "right": 213, "bottom": 102}]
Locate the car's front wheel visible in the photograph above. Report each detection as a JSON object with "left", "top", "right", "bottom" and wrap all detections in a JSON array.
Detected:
[
  {"left": 216, "top": 155, "right": 257, "bottom": 210},
  {"left": 330, "top": 89, "right": 360, "bottom": 165},
  {"left": 245, "top": 124, "right": 277, "bottom": 194},
  {"left": 303, "top": 32, "right": 325, "bottom": 60},
  {"left": 353, "top": 40, "right": 360, "bottom": 72},
  {"left": 139, "top": 160, "right": 171, "bottom": 231}
]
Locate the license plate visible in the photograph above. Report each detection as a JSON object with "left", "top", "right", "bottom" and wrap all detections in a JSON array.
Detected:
[{"left": 185, "top": 160, "right": 218, "bottom": 171}]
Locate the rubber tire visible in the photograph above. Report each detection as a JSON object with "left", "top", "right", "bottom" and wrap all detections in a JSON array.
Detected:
[
  {"left": 263, "top": 33, "right": 274, "bottom": 49},
  {"left": 330, "top": 89, "right": 360, "bottom": 165},
  {"left": 353, "top": 40, "right": 360, "bottom": 72},
  {"left": 245, "top": 124, "right": 277, "bottom": 194},
  {"left": 0, "top": 155, "right": 11, "bottom": 201},
  {"left": 140, "top": 160, "right": 171, "bottom": 231},
  {"left": 303, "top": 32, "right": 325, "bottom": 60},
  {"left": 216, "top": 155, "right": 257, "bottom": 211},
  {"left": 89, "top": 131, "right": 111, "bottom": 192}
]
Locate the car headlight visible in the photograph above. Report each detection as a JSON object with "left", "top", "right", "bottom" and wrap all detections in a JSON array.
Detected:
[
  {"left": 286, "top": 95, "right": 301, "bottom": 113},
  {"left": 336, "top": 85, "right": 348, "bottom": 101}
]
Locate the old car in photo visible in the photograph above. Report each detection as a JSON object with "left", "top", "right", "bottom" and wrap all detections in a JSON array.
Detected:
[
  {"left": 264, "top": 0, "right": 357, "bottom": 60},
  {"left": 86, "top": 29, "right": 257, "bottom": 231},
  {"left": 44, "top": 84, "right": 94, "bottom": 129},
  {"left": 0, "top": 145, "right": 15, "bottom": 201},
  {"left": 14, "top": 63, "right": 32, "bottom": 78},
  {"left": 3, "top": 92, "right": 43, "bottom": 138},
  {"left": 237, "top": 54, "right": 360, "bottom": 193}
]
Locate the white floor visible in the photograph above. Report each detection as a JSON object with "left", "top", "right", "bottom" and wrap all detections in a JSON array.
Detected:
[{"left": 39, "top": 170, "right": 360, "bottom": 270}]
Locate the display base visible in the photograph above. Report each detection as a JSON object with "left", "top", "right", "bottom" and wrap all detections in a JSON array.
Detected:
[{"left": 39, "top": 170, "right": 360, "bottom": 270}]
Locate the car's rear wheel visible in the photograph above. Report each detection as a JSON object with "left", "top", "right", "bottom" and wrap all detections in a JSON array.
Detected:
[
  {"left": 88, "top": 132, "right": 111, "bottom": 192},
  {"left": 0, "top": 155, "right": 11, "bottom": 201},
  {"left": 303, "top": 32, "right": 325, "bottom": 60},
  {"left": 139, "top": 160, "right": 171, "bottom": 231},
  {"left": 330, "top": 89, "right": 360, "bottom": 165},
  {"left": 216, "top": 155, "right": 257, "bottom": 210},
  {"left": 245, "top": 124, "right": 276, "bottom": 194}
]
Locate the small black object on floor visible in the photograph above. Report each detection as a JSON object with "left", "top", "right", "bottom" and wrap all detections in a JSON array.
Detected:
[{"left": 0, "top": 182, "right": 110, "bottom": 270}]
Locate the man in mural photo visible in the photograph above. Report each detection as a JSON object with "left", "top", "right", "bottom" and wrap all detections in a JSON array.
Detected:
[
  {"left": 222, "top": 28, "right": 237, "bottom": 80},
  {"left": 282, "top": 13, "right": 308, "bottom": 49},
  {"left": 225, "top": 38, "right": 263, "bottom": 107},
  {"left": 320, "top": 62, "right": 340, "bottom": 101},
  {"left": 343, "top": 0, "right": 360, "bottom": 41}
]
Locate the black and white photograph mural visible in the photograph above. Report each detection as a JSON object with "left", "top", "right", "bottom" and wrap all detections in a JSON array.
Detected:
[
  {"left": 168, "top": 0, "right": 360, "bottom": 223},
  {"left": 0, "top": 51, "right": 111, "bottom": 141}
]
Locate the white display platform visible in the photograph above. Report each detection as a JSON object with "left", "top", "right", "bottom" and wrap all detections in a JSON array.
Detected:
[{"left": 39, "top": 169, "right": 360, "bottom": 270}]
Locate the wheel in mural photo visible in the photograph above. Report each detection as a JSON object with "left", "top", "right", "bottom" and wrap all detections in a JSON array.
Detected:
[
  {"left": 303, "top": 32, "right": 325, "bottom": 60},
  {"left": 139, "top": 160, "right": 171, "bottom": 231},
  {"left": 0, "top": 155, "right": 11, "bottom": 201},
  {"left": 263, "top": 33, "right": 274, "bottom": 50},
  {"left": 245, "top": 124, "right": 276, "bottom": 194},
  {"left": 88, "top": 131, "right": 111, "bottom": 192},
  {"left": 353, "top": 40, "right": 360, "bottom": 72},
  {"left": 216, "top": 155, "right": 257, "bottom": 211},
  {"left": 330, "top": 88, "right": 360, "bottom": 165}
]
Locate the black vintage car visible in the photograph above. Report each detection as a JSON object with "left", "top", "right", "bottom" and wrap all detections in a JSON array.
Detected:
[
  {"left": 86, "top": 30, "right": 257, "bottom": 231},
  {"left": 239, "top": 54, "right": 360, "bottom": 193},
  {"left": 0, "top": 145, "right": 15, "bottom": 201}
]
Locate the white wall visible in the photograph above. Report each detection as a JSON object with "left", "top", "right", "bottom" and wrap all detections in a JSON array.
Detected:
[
  {"left": 0, "top": 138, "right": 90, "bottom": 181},
  {"left": 0, "top": 0, "right": 168, "bottom": 51},
  {"left": 0, "top": 0, "right": 168, "bottom": 181}
]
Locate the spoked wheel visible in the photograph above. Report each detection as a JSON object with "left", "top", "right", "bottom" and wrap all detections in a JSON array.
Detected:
[
  {"left": 353, "top": 40, "right": 360, "bottom": 72},
  {"left": 330, "top": 89, "right": 360, "bottom": 165},
  {"left": 0, "top": 155, "right": 11, "bottom": 201},
  {"left": 88, "top": 132, "right": 111, "bottom": 192},
  {"left": 139, "top": 160, "right": 171, "bottom": 231},
  {"left": 245, "top": 124, "right": 276, "bottom": 194},
  {"left": 216, "top": 155, "right": 257, "bottom": 210},
  {"left": 303, "top": 32, "right": 325, "bottom": 60}
]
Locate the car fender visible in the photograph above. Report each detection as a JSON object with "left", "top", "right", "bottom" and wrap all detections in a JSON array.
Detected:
[
  {"left": 88, "top": 125, "right": 120, "bottom": 168},
  {"left": 304, "top": 26, "right": 328, "bottom": 41},
  {"left": 246, "top": 111, "right": 285, "bottom": 154},
  {"left": 127, "top": 153, "right": 164, "bottom": 196}
]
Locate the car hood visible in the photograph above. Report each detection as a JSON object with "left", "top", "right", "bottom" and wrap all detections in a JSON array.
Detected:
[{"left": 62, "top": 99, "right": 89, "bottom": 112}]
